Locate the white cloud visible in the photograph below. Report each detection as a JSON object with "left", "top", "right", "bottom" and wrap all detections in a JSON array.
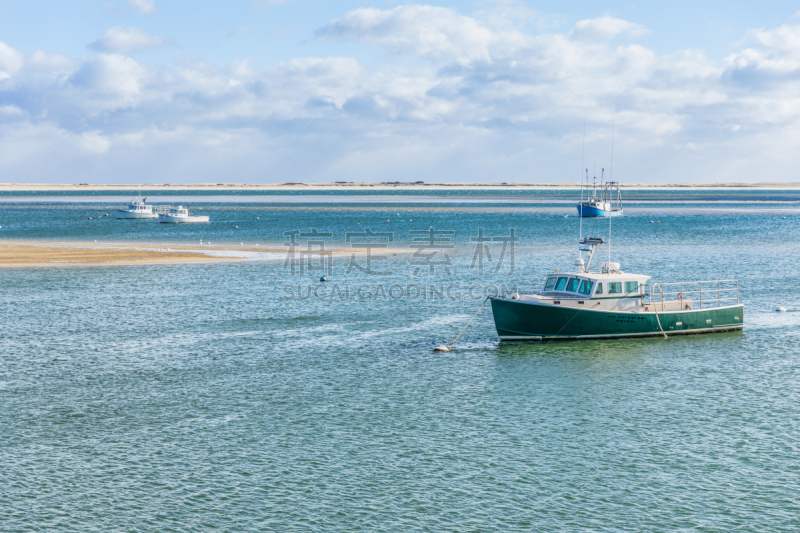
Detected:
[
  {"left": 126, "top": 0, "right": 156, "bottom": 14},
  {"left": 0, "top": 42, "right": 25, "bottom": 80},
  {"left": 69, "top": 53, "right": 147, "bottom": 107},
  {"left": 5, "top": 8, "right": 800, "bottom": 183},
  {"left": 316, "top": 5, "right": 506, "bottom": 66},
  {"left": 724, "top": 23, "right": 800, "bottom": 76},
  {"left": 75, "top": 131, "right": 112, "bottom": 154},
  {"left": 569, "top": 16, "right": 649, "bottom": 41},
  {"left": 91, "top": 27, "right": 163, "bottom": 53}
]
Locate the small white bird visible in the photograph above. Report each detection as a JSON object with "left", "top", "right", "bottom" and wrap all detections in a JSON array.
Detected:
[{"left": 235, "top": 225, "right": 238, "bottom": 229}]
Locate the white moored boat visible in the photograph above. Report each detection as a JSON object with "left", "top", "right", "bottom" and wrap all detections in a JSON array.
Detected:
[
  {"left": 158, "top": 206, "right": 209, "bottom": 224},
  {"left": 116, "top": 199, "right": 157, "bottom": 219}
]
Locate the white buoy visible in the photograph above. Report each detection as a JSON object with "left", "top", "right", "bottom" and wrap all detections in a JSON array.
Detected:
[
  {"left": 434, "top": 345, "right": 450, "bottom": 352},
  {"left": 256, "top": 217, "right": 260, "bottom": 220},
  {"left": 650, "top": 221, "right": 654, "bottom": 224},
  {"left": 777, "top": 307, "right": 787, "bottom": 312},
  {"left": 235, "top": 225, "right": 238, "bottom": 228}
]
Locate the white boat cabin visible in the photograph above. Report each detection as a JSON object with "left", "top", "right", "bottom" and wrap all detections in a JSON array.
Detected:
[
  {"left": 541, "top": 271, "right": 651, "bottom": 300},
  {"left": 125, "top": 201, "right": 153, "bottom": 213}
]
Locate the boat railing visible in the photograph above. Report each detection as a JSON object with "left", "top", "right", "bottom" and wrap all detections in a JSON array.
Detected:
[
  {"left": 153, "top": 205, "right": 172, "bottom": 214},
  {"left": 642, "top": 280, "right": 739, "bottom": 311}
]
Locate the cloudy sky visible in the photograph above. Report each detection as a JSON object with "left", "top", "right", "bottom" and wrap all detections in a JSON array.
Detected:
[{"left": 1, "top": 0, "right": 800, "bottom": 184}]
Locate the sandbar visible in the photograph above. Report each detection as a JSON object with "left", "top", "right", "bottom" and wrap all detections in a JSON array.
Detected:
[{"left": 0, "top": 241, "right": 412, "bottom": 268}]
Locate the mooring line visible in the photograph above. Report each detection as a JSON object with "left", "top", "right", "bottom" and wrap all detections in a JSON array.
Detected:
[{"left": 435, "top": 296, "right": 490, "bottom": 352}]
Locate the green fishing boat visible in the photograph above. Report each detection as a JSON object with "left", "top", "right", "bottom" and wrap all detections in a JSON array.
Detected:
[{"left": 490, "top": 236, "right": 743, "bottom": 340}]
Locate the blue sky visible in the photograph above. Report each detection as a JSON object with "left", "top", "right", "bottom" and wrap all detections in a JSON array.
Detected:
[{"left": 2, "top": 0, "right": 800, "bottom": 184}]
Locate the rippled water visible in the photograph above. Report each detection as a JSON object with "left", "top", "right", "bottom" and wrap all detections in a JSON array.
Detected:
[{"left": 1, "top": 195, "right": 799, "bottom": 531}]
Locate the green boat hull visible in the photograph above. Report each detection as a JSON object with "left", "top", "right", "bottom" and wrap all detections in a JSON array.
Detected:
[{"left": 490, "top": 297, "right": 744, "bottom": 340}]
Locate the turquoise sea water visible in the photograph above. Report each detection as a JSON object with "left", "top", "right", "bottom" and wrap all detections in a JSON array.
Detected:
[{"left": 2, "top": 190, "right": 799, "bottom": 531}]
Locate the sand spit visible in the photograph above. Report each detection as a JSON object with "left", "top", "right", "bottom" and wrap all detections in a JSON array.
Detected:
[
  {"left": 0, "top": 241, "right": 236, "bottom": 267},
  {"left": 0, "top": 241, "right": 412, "bottom": 268}
]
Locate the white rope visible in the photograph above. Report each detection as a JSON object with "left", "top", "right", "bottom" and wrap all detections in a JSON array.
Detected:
[
  {"left": 448, "top": 296, "right": 490, "bottom": 350},
  {"left": 651, "top": 288, "right": 669, "bottom": 339}
]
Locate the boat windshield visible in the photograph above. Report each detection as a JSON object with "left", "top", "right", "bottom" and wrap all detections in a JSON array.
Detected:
[
  {"left": 544, "top": 278, "right": 556, "bottom": 291},
  {"left": 554, "top": 277, "right": 567, "bottom": 291},
  {"left": 578, "top": 280, "right": 594, "bottom": 295},
  {"left": 566, "top": 278, "right": 580, "bottom": 292}
]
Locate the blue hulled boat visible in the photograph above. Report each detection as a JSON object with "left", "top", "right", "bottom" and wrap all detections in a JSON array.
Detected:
[{"left": 577, "top": 170, "right": 623, "bottom": 217}]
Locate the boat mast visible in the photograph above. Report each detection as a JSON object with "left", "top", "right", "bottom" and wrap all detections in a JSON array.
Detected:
[
  {"left": 580, "top": 123, "right": 585, "bottom": 239},
  {"left": 610, "top": 121, "right": 614, "bottom": 184}
]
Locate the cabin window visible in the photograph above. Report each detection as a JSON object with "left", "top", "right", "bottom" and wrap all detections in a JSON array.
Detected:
[
  {"left": 625, "top": 281, "right": 638, "bottom": 293},
  {"left": 566, "top": 278, "right": 580, "bottom": 292},
  {"left": 596, "top": 283, "right": 603, "bottom": 295},
  {"left": 554, "top": 277, "right": 568, "bottom": 291},
  {"left": 544, "top": 278, "right": 556, "bottom": 291},
  {"left": 578, "top": 280, "right": 594, "bottom": 295},
  {"left": 608, "top": 282, "right": 622, "bottom": 294}
]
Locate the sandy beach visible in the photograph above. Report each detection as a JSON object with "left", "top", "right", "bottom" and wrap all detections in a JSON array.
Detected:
[{"left": 0, "top": 241, "right": 412, "bottom": 267}]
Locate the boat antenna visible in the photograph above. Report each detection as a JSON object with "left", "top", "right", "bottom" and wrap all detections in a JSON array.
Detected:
[
  {"left": 608, "top": 203, "right": 612, "bottom": 264},
  {"left": 608, "top": 121, "right": 615, "bottom": 262},
  {"left": 610, "top": 121, "right": 615, "bottom": 182},
  {"left": 579, "top": 122, "right": 585, "bottom": 242}
]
